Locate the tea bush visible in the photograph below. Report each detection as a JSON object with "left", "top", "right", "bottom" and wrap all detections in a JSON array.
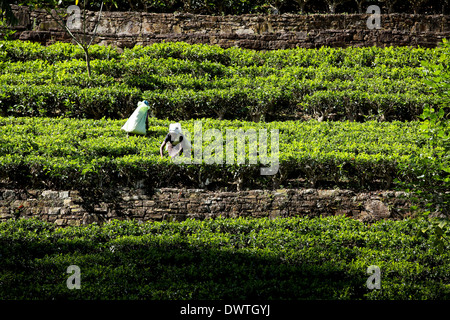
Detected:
[
  {"left": 0, "top": 116, "right": 439, "bottom": 190},
  {"left": 0, "top": 216, "right": 449, "bottom": 300},
  {"left": 0, "top": 40, "right": 448, "bottom": 121}
]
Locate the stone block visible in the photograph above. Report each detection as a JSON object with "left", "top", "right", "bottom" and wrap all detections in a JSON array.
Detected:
[
  {"left": 269, "top": 210, "right": 281, "bottom": 218},
  {"left": 318, "top": 190, "right": 338, "bottom": 198},
  {"left": 133, "top": 200, "right": 143, "bottom": 207},
  {"left": 336, "top": 209, "right": 350, "bottom": 216},
  {"left": 82, "top": 213, "right": 99, "bottom": 224},
  {"left": 365, "top": 200, "right": 390, "bottom": 219},
  {"left": 38, "top": 20, "right": 59, "bottom": 31},
  {"left": 59, "top": 191, "right": 70, "bottom": 199},
  {"left": 2, "top": 190, "right": 15, "bottom": 200},
  {"left": 55, "top": 219, "right": 65, "bottom": 226},
  {"left": 68, "top": 219, "right": 81, "bottom": 227},
  {"left": 0, "top": 213, "right": 12, "bottom": 219},
  {"left": 11, "top": 200, "right": 25, "bottom": 207},
  {"left": 42, "top": 191, "right": 59, "bottom": 199},
  {"left": 358, "top": 211, "right": 372, "bottom": 222},
  {"left": 107, "top": 211, "right": 118, "bottom": 218},
  {"left": 274, "top": 189, "right": 288, "bottom": 196},
  {"left": 145, "top": 213, "right": 163, "bottom": 221},
  {"left": 48, "top": 207, "right": 61, "bottom": 215},
  {"left": 132, "top": 208, "right": 147, "bottom": 217},
  {"left": 23, "top": 199, "right": 37, "bottom": 207},
  {"left": 71, "top": 207, "right": 85, "bottom": 214},
  {"left": 142, "top": 200, "right": 156, "bottom": 207},
  {"left": 187, "top": 203, "right": 200, "bottom": 211},
  {"left": 299, "top": 200, "right": 315, "bottom": 207},
  {"left": 302, "top": 189, "right": 317, "bottom": 195}
]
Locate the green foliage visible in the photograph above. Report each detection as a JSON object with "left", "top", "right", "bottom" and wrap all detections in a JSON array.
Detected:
[
  {"left": 0, "top": 216, "right": 449, "bottom": 300},
  {"left": 0, "top": 116, "right": 437, "bottom": 191},
  {"left": 0, "top": 40, "right": 119, "bottom": 62},
  {"left": 0, "top": 19, "right": 15, "bottom": 41},
  {"left": 397, "top": 40, "right": 450, "bottom": 215},
  {"left": 391, "top": 39, "right": 450, "bottom": 253},
  {"left": 0, "top": 83, "right": 141, "bottom": 119},
  {"left": 0, "top": 40, "right": 448, "bottom": 121}
]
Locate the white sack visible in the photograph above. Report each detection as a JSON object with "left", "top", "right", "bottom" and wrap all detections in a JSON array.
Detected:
[{"left": 121, "top": 101, "right": 150, "bottom": 135}]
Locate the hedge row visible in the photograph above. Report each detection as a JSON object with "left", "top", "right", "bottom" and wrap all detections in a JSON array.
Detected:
[
  {"left": 142, "top": 87, "right": 439, "bottom": 122},
  {"left": 2, "top": 40, "right": 447, "bottom": 67},
  {"left": 1, "top": 41, "right": 448, "bottom": 121},
  {"left": 0, "top": 116, "right": 442, "bottom": 191},
  {"left": 0, "top": 40, "right": 121, "bottom": 63},
  {"left": 1, "top": 216, "right": 449, "bottom": 299},
  {"left": 0, "top": 78, "right": 439, "bottom": 121},
  {"left": 0, "top": 84, "right": 141, "bottom": 119}
]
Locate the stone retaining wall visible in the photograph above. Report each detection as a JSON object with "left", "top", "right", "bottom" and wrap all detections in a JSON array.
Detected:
[
  {"left": 0, "top": 188, "right": 412, "bottom": 227},
  {"left": 10, "top": 5, "right": 450, "bottom": 49}
]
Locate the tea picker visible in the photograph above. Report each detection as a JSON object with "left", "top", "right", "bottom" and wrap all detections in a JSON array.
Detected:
[
  {"left": 160, "top": 123, "right": 191, "bottom": 159},
  {"left": 121, "top": 101, "right": 191, "bottom": 159}
]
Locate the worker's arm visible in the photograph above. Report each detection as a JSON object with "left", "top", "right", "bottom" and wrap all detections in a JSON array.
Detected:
[{"left": 160, "top": 141, "right": 166, "bottom": 158}]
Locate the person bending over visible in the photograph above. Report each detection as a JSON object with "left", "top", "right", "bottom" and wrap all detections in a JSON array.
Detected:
[{"left": 160, "top": 123, "right": 190, "bottom": 159}]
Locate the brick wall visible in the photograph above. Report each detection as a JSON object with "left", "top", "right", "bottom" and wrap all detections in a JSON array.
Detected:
[
  {"left": 10, "top": 5, "right": 450, "bottom": 49},
  {"left": 0, "top": 188, "right": 412, "bottom": 227}
]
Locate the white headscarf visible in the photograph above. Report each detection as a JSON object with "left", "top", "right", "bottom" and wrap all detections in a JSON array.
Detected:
[
  {"left": 169, "top": 123, "right": 183, "bottom": 143},
  {"left": 167, "top": 123, "right": 191, "bottom": 158}
]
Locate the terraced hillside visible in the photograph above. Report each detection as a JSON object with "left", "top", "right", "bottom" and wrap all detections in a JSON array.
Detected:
[{"left": 0, "top": 38, "right": 449, "bottom": 301}]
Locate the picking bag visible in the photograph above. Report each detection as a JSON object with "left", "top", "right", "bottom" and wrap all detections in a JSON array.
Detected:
[{"left": 121, "top": 101, "right": 150, "bottom": 135}]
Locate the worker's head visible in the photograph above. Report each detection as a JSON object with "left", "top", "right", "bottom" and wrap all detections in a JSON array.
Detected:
[
  {"left": 169, "top": 123, "right": 182, "bottom": 134},
  {"left": 169, "top": 123, "right": 182, "bottom": 140}
]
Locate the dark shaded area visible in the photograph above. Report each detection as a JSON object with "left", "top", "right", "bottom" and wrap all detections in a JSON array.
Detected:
[
  {"left": 0, "top": 235, "right": 368, "bottom": 299},
  {"left": 0, "top": 160, "right": 405, "bottom": 195},
  {"left": 1, "top": 217, "right": 449, "bottom": 300},
  {"left": 9, "top": 0, "right": 447, "bottom": 15}
]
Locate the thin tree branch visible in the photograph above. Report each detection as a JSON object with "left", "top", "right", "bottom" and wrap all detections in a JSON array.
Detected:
[{"left": 88, "top": 1, "right": 103, "bottom": 48}]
